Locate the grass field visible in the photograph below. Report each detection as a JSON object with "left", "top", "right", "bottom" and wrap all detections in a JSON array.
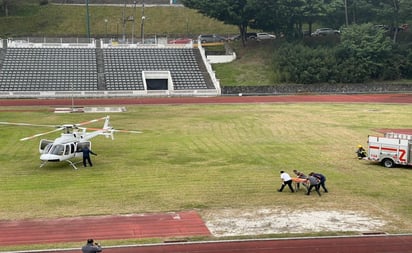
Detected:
[
  {"left": 0, "top": 4, "right": 238, "bottom": 38},
  {"left": 1, "top": 102, "right": 412, "bottom": 249}
]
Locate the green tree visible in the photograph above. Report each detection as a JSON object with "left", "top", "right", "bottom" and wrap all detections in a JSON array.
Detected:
[
  {"left": 273, "top": 43, "right": 338, "bottom": 83},
  {"left": 301, "top": 0, "right": 327, "bottom": 34},
  {"left": 345, "top": 0, "right": 412, "bottom": 42},
  {"left": 1, "top": 0, "right": 12, "bottom": 16},
  {"left": 336, "top": 23, "right": 394, "bottom": 82},
  {"left": 181, "top": 0, "right": 256, "bottom": 45},
  {"left": 249, "top": 0, "right": 343, "bottom": 39},
  {"left": 248, "top": 0, "right": 292, "bottom": 36},
  {"left": 318, "top": 0, "right": 345, "bottom": 28},
  {"left": 0, "top": 0, "right": 28, "bottom": 16}
]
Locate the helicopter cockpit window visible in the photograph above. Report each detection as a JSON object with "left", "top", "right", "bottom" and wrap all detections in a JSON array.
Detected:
[
  {"left": 43, "top": 143, "right": 53, "bottom": 154},
  {"left": 40, "top": 140, "right": 53, "bottom": 151},
  {"left": 50, "top": 144, "right": 64, "bottom": 155},
  {"left": 64, "top": 126, "right": 73, "bottom": 134},
  {"left": 64, "top": 144, "right": 70, "bottom": 155}
]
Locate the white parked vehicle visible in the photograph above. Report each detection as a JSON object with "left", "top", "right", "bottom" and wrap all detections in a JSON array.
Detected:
[
  {"left": 367, "top": 132, "right": 412, "bottom": 168},
  {"left": 249, "top": 32, "right": 276, "bottom": 40},
  {"left": 257, "top": 33, "right": 276, "bottom": 40},
  {"left": 311, "top": 28, "right": 340, "bottom": 36}
]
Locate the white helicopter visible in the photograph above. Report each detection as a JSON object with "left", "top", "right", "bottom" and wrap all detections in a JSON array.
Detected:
[{"left": 0, "top": 116, "right": 141, "bottom": 169}]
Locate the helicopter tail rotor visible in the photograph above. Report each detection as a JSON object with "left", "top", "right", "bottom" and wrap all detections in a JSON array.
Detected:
[
  {"left": 100, "top": 116, "right": 142, "bottom": 139},
  {"left": 103, "top": 116, "right": 114, "bottom": 140},
  {"left": 102, "top": 131, "right": 115, "bottom": 140}
]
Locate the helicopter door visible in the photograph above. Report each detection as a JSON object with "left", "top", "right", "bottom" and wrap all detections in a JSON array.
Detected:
[
  {"left": 39, "top": 139, "right": 53, "bottom": 154},
  {"left": 64, "top": 144, "right": 71, "bottom": 155},
  {"left": 70, "top": 143, "right": 76, "bottom": 154},
  {"left": 75, "top": 142, "right": 91, "bottom": 158}
]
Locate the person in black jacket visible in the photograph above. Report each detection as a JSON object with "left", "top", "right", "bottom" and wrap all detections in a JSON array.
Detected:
[
  {"left": 310, "top": 172, "right": 328, "bottom": 193},
  {"left": 306, "top": 175, "right": 321, "bottom": 196},
  {"left": 82, "top": 146, "right": 97, "bottom": 167},
  {"left": 81, "top": 239, "right": 102, "bottom": 253}
]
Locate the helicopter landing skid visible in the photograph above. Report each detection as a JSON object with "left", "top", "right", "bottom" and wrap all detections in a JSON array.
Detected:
[
  {"left": 40, "top": 161, "right": 48, "bottom": 168},
  {"left": 40, "top": 160, "right": 82, "bottom": 170},
  {"left": 66, "top": 160, "right": 83, "bottom": 170}
]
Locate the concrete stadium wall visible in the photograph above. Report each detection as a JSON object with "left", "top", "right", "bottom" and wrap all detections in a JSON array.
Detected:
[
  {"left": 0, "top": 89, "right": 219, "bottom": 99},
  {"left": 222, "top": 83, "right": 412, "bottom": 95}
]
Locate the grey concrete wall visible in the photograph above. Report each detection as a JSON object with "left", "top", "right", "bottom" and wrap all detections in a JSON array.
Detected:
[{"left": 222, "top": 83, "right": 412, "bottom": 95}]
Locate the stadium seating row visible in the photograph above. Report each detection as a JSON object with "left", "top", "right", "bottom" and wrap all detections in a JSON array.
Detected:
[
  {"left": 103, "top": 48, "right": 208, "bottom": 90},
  {"left": 0, "top": 47, "right": 212, "bottom": 91}
]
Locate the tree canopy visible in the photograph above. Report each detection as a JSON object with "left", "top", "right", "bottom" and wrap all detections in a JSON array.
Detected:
[
  {"left": 181, "top": 0, "right": 412, "bottom": 41},
  {"left": 181, "top": 0, "right": 256, "bottom": 44}
]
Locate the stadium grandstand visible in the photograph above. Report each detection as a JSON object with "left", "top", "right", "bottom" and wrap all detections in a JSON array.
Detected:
[{"left": 0, "top": 37, "right": 230, "bottom": 98}]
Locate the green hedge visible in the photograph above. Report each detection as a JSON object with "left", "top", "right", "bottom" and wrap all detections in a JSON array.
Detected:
[{"left": 272, "top": 24, "right": 412, "bottom": 84}]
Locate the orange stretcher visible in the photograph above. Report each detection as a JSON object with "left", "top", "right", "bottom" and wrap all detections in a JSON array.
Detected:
[
  {"left": 292, "top": 177, "right": 307, "bottom": 183},
  {"left": 291, "top": 177, "right": 309, "bottom": 191}
]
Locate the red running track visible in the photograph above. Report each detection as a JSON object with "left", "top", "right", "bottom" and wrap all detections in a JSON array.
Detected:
[
  {"left": 0, "top": 211, "right": 210, "bottom": 247},
  {"left": 34, "top": 235, "right": 412, "bottom": 253},
  {"left": 1, "top": 93, "right": 412, "bottom": 107}
]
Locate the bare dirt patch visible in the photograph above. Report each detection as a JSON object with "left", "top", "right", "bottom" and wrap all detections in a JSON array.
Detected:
[{"left": 203, "top": 208, "right": 386, "bottom": 237}]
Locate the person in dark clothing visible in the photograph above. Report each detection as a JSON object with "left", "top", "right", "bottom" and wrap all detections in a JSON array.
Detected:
[
  {"left": 306, "top": 175, "right": 321, "bottom": 196},
  {"left": 310, "top": 172, "right": 328, "bottom": 193},
  {"left": 81, "top": 239, "right": 102, "bottom": 253},
  {"left": 278, "top": 171, "right": 294, "bottom": 193},
  {"left": 356, "top": 145, "right": 367, "bottom": 159},
  {"left": 82, "top": 146, "right": 97, "bottom": 167}
]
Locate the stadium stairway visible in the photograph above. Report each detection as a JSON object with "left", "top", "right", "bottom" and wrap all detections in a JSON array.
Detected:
[{"left": 96, "top": 47, "right": 107, "bottom": 90}]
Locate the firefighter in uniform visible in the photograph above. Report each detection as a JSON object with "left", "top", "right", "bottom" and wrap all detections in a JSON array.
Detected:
[{"left": 356, "top": 145, "right": 367, "bottom": 159}]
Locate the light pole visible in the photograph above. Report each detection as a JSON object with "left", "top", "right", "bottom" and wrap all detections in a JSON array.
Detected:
[
  {"left": 117, "top": 22, "right": 119, "bottom": 39},
  {"left": 141, "top": 0, "right": 145, "bottom": 44},
  {"left": 71, "top": 83, "right": 75, "bottom": 112},
  {"left": 132, "top": 0, "right": 136, "bottom": 43},
  {"left": 104, "top": 18, "right": 108, "bottom": 38},
  {"left": 85, "top": 0, "right": 90, "bottom": 40},
  {"left": 344, "top": 0, "right": 349, "bottom": 26},
  {"left": 122, "top": 0, "right": 127, "bottom": 42}
]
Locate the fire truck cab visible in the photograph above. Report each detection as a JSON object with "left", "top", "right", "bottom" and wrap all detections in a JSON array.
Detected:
[{"left": 368, "top": 133, "right": 412, "bottom": 168}]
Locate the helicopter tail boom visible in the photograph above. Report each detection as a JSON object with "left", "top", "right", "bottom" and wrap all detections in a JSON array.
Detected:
[
  {"left": 80, "top": 116, "right": 114, "bottom": 140},
  {"left": 102, "top": 116, "right": 114, "bottom": 140}
]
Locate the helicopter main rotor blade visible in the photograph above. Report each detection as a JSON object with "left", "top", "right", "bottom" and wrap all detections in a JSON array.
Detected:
[
  {"left": 110, "top": 129, "right": 142, "bottom": 134},
  {"left": 0, "top": 121, "right": 58, "bottom": 128},
  {"left": 75, "top": 116, "right": 108, "bottom": 127},
  {"left": 79, "top": 127, "right": 142, "bottom": 134},
  {"left": 1, "top": 116, "right": 108, "bottom": 129},
  {"left": 20, "top": 127, "right": 64, "bottom": 141}
]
